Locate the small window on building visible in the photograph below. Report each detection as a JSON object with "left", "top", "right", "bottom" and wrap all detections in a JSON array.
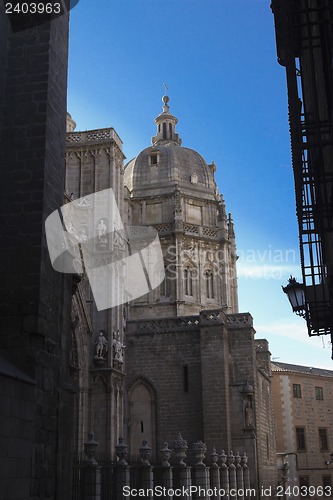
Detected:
[
  {"left": 183, "top": 365, "right": 189, "bottom": 392},
  {"left": 293, "top": 383, "right": 302, "bottom": 398},
  {"left": 319, "top": 428, "right": 329, "bottom": 451},
  {"left": 150, "top": 155, "right": 158, "bottom": 165},
  {"left": 266, "top": 434, "right": 270, "bottom": 461},
  {"left": 316, "top": 386, "right": 324, "bottom": 400},
  {"left": 161, "top": 267, "right": 169, "bottom": 296},
  {"left": 296, "top": 427, "right": 306, "bottom": 450},
  {"left": 322, "top": 475, "right": 332, "bottom": 497}
]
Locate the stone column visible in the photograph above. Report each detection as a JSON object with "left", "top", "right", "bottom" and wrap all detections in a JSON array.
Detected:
[
  {"left": 228, "top": 452, "right": 237, "bottom": 496},
  {"left": 115, "top": 437, "right": 130, "bottom": 499},
  {"left": 192, "top": 441, "right": 210, "bottom": 500},
  {"left": 82, "top": 433, "right": 101, "bottom": 500},
  {"left": 219, "top": 450, "right": 229, "bottom": 500},
  {"left": 161, "top": 442, "right": 173, "bottom": 500},
  {"left": 210, "top": 448, "right": 221, "bottom": 500},
  {"left": 235, "top": 451, "right": 244, "bottom": 500},
  {"left": 173, "top": 434, "right": 192, "bottom": 500},
  {"left": 139, "top": 440, "right": 154, "bottom": 500},
  {"left": 241, "top": 452, "right": 251, "bottom": 492}
]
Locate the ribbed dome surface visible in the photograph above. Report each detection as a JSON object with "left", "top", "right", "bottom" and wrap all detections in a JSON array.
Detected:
[{"left": 124, "top": 142, "right": 216, "bottom": 195}]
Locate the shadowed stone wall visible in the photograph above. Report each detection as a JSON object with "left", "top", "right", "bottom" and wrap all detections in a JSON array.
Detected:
[{"left": 0, "top": 5, "right": 74, "bottom": 499}]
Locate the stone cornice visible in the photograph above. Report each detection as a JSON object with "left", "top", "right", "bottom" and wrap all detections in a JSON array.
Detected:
[
  {"left": 127, "top": 311, "right": 254, "bottom": 335},
  {"left": 226, "top": 313, "right": 253, "bottom": 328}
]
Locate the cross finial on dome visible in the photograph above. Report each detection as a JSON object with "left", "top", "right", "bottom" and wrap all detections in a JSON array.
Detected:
[
  {"left": 162, "top": 95, "right": 170, "bottom": 113},
  {"left": 151, "top": 88, "right": 182, "bottom": 146},
  {"left": 162, "top": 83, "right": 170, "bottom": 112}
]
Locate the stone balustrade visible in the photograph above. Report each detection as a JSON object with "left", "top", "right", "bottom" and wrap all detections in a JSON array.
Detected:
[{"left": 73, "top": 433, "right": 253, "bottom": 500}]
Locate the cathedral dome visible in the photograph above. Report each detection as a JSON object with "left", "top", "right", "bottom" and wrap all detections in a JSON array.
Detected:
[{"left": 124, "top": 96, "right": 218, "bottom": 199}]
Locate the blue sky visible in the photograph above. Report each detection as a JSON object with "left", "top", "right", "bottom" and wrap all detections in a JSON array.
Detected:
[{"left": 67, "top": 0, "right": 333, "bottom": 368}]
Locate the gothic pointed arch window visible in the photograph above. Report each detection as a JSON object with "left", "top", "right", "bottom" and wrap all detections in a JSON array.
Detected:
[
  {"left": 184, "top": 267, "right": 193, "bottom": 296},
  {"left": 128, "top": 378, "right": 157, "bottom": 461},
  {"left": 161, "top": 265, "right": 171, "bottom": 297},
  {"left": 205, "top": 269, "right": 214, "bottom": 299}
]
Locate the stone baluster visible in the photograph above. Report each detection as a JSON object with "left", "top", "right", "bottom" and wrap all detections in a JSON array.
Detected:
[
  {"left": 160, "top": 442, "right": 173, "bottom": 500},
  {"left": 235, "top": 451, "right": 244, "bottom": 500},
  {"left": 115, "top": 437, "right": 130, "bottom": 499},
  {"left": 241, "top": 452, "right": 251, "bottom": 491},
  {"left": 219, "top": 450, "right": 229, "bottom": 500},
  {"left": 210, "top": 448, "right": 221, "bottom": 500},
  {"left": 173, "top": 433, "right": 192, "bottom": 499},
  {"left": 193, "top": 441, "right": 210, "bottom": 500},
  {"left": 173, "top": 433, "right": 188, "bottom": 466},
  {"left": 82, "top": 432, "right": 101, "bottom": 500},
  {"left": 115, "top": 436, "right": 128, "bottom": 465},
  {"left": 228, "top": 452, "right": 237, "bottom": 498},
  {"left": 139, "top": 440, "right": 154, "bottom": 500},
  {"left": 139, "top": 439, "right": 151, "bottom": 466}
]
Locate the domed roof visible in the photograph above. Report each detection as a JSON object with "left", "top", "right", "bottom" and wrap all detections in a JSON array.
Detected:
[{"left": 124, "top": 96, "right": 218, "bottom": 198}]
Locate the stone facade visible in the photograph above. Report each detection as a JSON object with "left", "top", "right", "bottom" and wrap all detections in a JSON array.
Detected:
[
  {"left": 272, "top": 362, "right": 333, "bottom": 497},
  {"left": 66, "top": 96, "right": 278, "bottom": 496},
  {"left": 0, "top": 5, "right": 74, "bottom": 500},
  {"left": 65, "top": 123, "right": 127, "bottom": 456}
]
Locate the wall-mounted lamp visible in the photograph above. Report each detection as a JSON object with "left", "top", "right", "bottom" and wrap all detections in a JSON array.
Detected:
[{"left": 282, "top": 276, "right": 306, "bottom": 318}]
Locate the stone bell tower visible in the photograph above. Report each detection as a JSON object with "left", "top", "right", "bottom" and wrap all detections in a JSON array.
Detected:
[
  {"left": 125, "top": 95, "right": 238, "bottom": 319},
  {"left": 65, "top": 118, "right": 127, "bottom": 456},
  {"left": 124, "top": 97, "right": 277, "bottom": 495},
  {"left": 124, "top": 95, "right": 238, "bottom": 319}
]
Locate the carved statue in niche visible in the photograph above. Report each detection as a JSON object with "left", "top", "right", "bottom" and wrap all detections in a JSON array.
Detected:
[
  {"left": 190, "top": 172, "right": 198, "bottom": 184},
  {"left": 112, "top": 330, "right": 125, "bottom": 364},
  {"left": 78, "top": 228, "right": 88, "bottom": 241},
  {"left": 97, "top": 219, "right": 107, "bottom": 239},
  {"left": 95, "top": 330, "right": 108, "bottom": 359},
  {"left": 113, "top": 221, "right": 125, "bottom": 251},
  {"left": 183, "top": 243, "right": 196, "bottom": 262},
  {"left": 244, "top": 398, "right": 254, "bottom": 428},
  {"left": 96, "top": 218, "right": 108, "bottom": 248}
]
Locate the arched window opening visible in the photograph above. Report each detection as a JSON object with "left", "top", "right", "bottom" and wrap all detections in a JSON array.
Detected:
[
  {"left": 128, "top": 381, "right": 157, "bottom": 461},
  {"left": 205, "top": 269, "right": 214, "bottom": 298},
  {"left": 163, "top": 122, "right": 167, "bottom": 139},
  {"left": 161, "top": 266, "right": 171, "bottom": 297},
  {"left": 184, "top": 268, "right": 193, "bottom": 296},
  {"left": 169, "top": 122, "right": 172, "bottom": 138}
]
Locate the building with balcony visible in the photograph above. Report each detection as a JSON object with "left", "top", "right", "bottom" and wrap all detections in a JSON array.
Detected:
[{"left": 271, "top": 0, "right": 333, "bottom": 355}]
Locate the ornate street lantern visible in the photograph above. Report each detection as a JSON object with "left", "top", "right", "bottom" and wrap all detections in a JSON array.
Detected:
[{"left": 282, "top": 276, "right": 306, "bottom": 317}]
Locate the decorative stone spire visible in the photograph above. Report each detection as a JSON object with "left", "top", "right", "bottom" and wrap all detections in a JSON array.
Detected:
[
  {"left": 228, "top": 213, "right": 235, "bottom": 240},
  {"left": 152, "top": 95, "right": 182, "bottom": 146}
]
